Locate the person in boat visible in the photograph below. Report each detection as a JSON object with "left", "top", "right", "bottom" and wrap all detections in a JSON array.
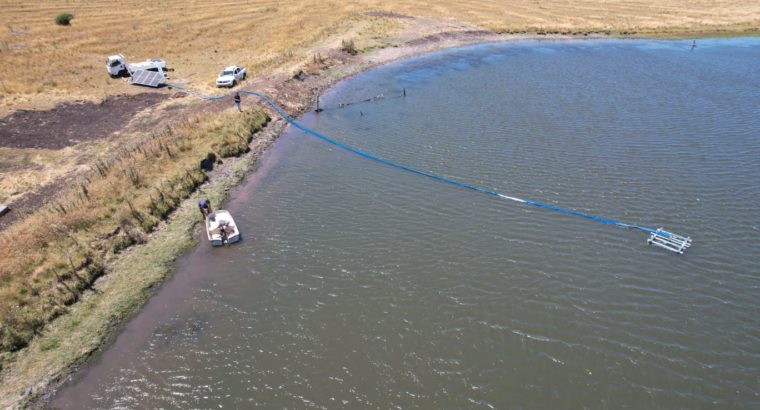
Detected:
[
  {"left": 218, "top": 220, "right": 231, "bottom": 238},
  {"left": 208, "top": 212, "right": 232, "bottom": 237},
  {"left": 199, "top": 198, "right": 212, "bottom": 219}
]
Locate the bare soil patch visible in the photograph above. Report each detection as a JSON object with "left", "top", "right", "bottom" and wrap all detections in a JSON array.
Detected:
[
  {"left": 0, "top": 173, "right": 79, "bottom": 231},
  {"left": 0, "top": 92, "right": 170, "bottom": 149},
  {"left": 0, "top": 91, "right": 192, "bottom": 231}
]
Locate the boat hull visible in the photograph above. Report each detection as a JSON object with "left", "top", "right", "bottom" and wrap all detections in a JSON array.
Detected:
[{"left": 206, "top": 210, "right": 241, "bottom": 246}]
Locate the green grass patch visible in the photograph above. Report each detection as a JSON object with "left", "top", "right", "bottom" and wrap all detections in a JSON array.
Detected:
[{"left": 38, "top": 337, "right": 59, "bottom": 352}]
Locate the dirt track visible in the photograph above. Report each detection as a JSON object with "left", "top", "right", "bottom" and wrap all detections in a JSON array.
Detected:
[{"left": 0, "top": 93, "right": 169, "bottom": 149}]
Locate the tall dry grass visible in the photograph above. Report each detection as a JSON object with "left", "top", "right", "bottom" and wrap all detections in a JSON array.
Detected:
[
  {"left": 0, "top": 108, "right": 269, "bottom": 355},
  {"left": 1, "top": 0, "right": 758, "bottom": 112}
]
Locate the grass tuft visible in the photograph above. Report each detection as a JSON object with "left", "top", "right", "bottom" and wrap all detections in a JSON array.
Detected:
[{"left": 341, "top": 38, "right": 358, "bottom": 55}]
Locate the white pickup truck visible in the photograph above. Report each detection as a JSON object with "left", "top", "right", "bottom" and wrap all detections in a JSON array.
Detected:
[
  {"left": 106, "top": 54, "right": 166, "bottom": 77},
  {"left": 216, "top": 65, "right": 246, "bottom": 87}
]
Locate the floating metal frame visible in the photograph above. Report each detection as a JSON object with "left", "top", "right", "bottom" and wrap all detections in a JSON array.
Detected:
[{"left": 647, "top": 228, "right": 692, "bottom": 254}]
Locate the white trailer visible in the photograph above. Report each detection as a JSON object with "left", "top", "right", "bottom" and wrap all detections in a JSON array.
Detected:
[
  {"left": 216, "top": 65, "right": 247, "bottom": 87},
  {"left": 106, "top": 54, "right": 166, "bottom": 77}
]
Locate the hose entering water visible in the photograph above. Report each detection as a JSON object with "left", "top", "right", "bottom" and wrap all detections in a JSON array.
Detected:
[{"left": 166, "top": 83, "right": 691, "bottom": 253}]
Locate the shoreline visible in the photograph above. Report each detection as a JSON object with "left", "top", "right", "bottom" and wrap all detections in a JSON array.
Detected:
[
  {"left": 1, "top": 28, "right": 513, "bottom": 409},
  {"left": 0, "top": 31, "right": 755, "bottom": 408}
]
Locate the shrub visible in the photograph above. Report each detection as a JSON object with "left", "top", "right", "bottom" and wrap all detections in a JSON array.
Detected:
[
  {"left": 341, "top": 39, "right": 357, "bottom": 55},
  {"left": 55, "top": 13, "right": 74, "bottom": 26}
]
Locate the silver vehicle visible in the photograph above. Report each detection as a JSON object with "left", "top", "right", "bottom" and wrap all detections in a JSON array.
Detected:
[{"left": 216, "top": 65, "right": 246, "bottom": 87}]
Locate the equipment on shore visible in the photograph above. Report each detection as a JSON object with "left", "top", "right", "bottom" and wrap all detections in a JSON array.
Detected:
[
  {"left": 206, "top": 210, "right": 240, "bottom": 246},
  {"left": 166, "top": 83, "right": 693, "bottom": 254},
  {"left": 129, "top": 70, "right": 165, "bottom": 87},
  {"left": 106, "top": 54, "right": 167, "bottom": 87},
  {"left": 106, "top": 54, "right": 166, "bottom": 77}
]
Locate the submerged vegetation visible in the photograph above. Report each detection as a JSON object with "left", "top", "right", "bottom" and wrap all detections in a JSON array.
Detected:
[{"left": 0, "top": 109, "right": 269, "bottom": 358}]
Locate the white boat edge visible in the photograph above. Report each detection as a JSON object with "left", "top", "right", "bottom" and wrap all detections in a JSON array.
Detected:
[{"left": 206, "top": 209, "right": 241, "bottom": 246}]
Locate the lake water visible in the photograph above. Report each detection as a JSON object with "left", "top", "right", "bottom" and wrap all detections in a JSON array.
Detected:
[{"left": 52, "top": 39, "right": 760, "bottom": 408}]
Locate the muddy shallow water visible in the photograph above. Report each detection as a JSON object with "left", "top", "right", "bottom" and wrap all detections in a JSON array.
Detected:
[{"left": 52, "top": 38, "right": 760, "bottom": 408}]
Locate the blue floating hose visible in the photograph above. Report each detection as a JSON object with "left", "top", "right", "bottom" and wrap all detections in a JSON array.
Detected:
[{"left": 166, "top": 83, "right": 684, "bottom": 243}]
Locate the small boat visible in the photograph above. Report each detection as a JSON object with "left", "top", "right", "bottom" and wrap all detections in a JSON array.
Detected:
[{"left": 206, "top": 210, "right": 240, "bottom": 246}]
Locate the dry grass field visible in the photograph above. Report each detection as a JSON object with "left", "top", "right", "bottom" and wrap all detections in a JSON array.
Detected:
[
  {"left": 1, "top": 0, "right": 759, "bottom": 113},
  {"left": 0, "top": 1, "right": 758, "bottom": 406}
]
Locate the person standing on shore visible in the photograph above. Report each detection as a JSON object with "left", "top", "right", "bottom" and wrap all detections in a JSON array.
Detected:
[
  {"left": 198, "top": 198, "right": 212, "bottom": 220},
  {"left": 234, "top": 92, "right": 241, "bottom": 112}
]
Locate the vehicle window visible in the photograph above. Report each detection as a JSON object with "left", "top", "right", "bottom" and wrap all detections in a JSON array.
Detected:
[
  {"left": 222, "top": 70, "right": 234, "bottom": 76},
  {"left": 110, "top": 61, "right": 120, "bottom": 67}
]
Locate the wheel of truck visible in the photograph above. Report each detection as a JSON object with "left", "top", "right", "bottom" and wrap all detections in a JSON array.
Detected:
[
  {"left": 242, "top": 72, "right": 246, "bottom": 80},
  {"left": 232, "top": 80, "right": 237, "bottom": 87}
]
